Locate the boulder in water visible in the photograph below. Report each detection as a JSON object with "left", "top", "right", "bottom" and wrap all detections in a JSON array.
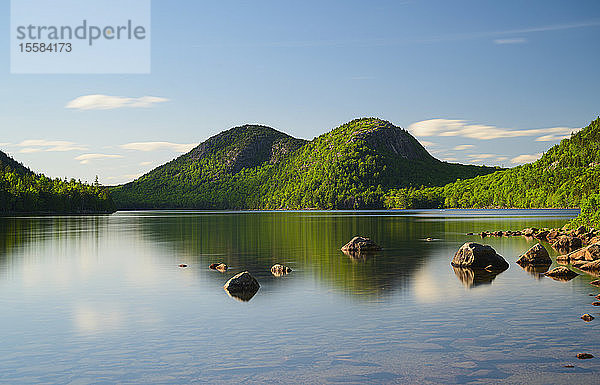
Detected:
[
  {"left": 223, "top": 271, "right": 260, "bottom": 295},
  {"left": 544, "top": 266, "right": 579, "bottom": 281},
  {"left": 341, "top": 236, "right": 382, "bottom": 254},
  {"left": 516, "top": 244, "right": 551, "bottom": 266},
  {"left": 451, "top": 242, "right": 509, "bottom": 271}
]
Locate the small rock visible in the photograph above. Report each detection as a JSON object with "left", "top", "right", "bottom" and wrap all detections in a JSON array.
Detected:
[
  {"left": 516, "top": 243, "right": 551, "bottom": 266},
  {"left": 271, "top": 264, "right": 292, "bottom": 276},
  {"left": 591, "top": 280, "right": 600, "bottom": 287},
  {"left": 596, "top": 294, "right": 600, "bottom": 300},
  {"left": 178, "top": 264, "right": 188, "bottom": 268},
  {"left": 592, "top": 302, "right": 600, "bottom": 306},
  {"left": 466, "top": 232, "right": 474, "bottom": 236},
  {"left": 563, "top": 364, "right": 575, "bottom": 368},
  {"left": 577, "top": 353, "right": 594, "bottom": 359},
  {"left": 544, "top": 266, "right": 579, "bottom": 281},
  {"left": 209, "top": 263, "right": 228, "bottom": 272},
  {"left": 582, "top": 314, "right": 595, "bottom": 322}
]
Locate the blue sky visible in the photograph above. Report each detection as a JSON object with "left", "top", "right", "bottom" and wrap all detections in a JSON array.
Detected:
[{"left": 1, "top": 0, "right": 599, "bottom": 184}]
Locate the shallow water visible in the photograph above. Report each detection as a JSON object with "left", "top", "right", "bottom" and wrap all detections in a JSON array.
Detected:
[{"left": 1, "top": 209, "right": 599, "bottom": 384}]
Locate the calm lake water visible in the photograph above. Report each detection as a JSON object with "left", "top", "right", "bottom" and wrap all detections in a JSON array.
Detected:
[{"left": 1, "top": 209, "right": 599, "bottom": 384}]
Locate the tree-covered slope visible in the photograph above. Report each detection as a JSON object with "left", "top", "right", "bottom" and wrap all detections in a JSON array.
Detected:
[
  {"left": 259, "top": 118, "right": 498, "bottom": 209},
  {"left": 0, "top": 150, "right": 115, "bottom": 214},
  {"left": 111, "top": 125, "right": 307, "bottom": 208},
  {"left": 385, "top": 117, "right": 600, "bottom": 209},
  {"left": 112, "top": 119, "right": 498, "bottom": 209}
]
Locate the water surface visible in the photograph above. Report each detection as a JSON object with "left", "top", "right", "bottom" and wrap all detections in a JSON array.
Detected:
[{"left": 1, "top": 209, "right": 599, "bottom": 384}]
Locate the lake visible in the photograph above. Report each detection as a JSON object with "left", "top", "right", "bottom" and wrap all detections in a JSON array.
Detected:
[{"left": 1, "top": 209, "right": 599, "bottom": 384}]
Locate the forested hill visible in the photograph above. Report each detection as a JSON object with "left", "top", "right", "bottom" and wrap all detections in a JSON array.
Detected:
[
  {"left": 111, "top": 118, "right": 498, "bottom": 209},
  {"left": 0, "top": 150, "right": 115, "bottom": 214},
  {"left": 384, "top": 117, "right": 600, "bottom": 210},
  {"left": 0, "top": 150, "right": 31, "bottom": 175}
]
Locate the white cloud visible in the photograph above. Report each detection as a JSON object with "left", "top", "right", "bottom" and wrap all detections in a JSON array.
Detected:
[
  {"left": 494, "top": 38, "right": 527, "bottom": 44},
  {"left": 17, "top": 139, "right": 88, "bottom": 152},
  {"left": 453, "top": 144, "right": 475, "bottom": 151},
  {"left": 75, "top": 153, "right": 124, "bottom": 164},
  {"left": 497, "top": 156, "right": 509, "bottom": 161},
  {"left": 443, "top": 157, "right": 458, "bottom": 162},
  {"left": 408, "top": 119, "right": 579, "bottom": 141},
  {"left": 120, "top": 141, "right": 196, "bottom": 153},
  {"left": 139, "top": 161, "right": 153, "bottom": 166},
  {"left": 511, "top": 153, "right": 543, "bottom": 164},
  {"left": 66, "top": 95, "right": 169, "bottom": 110},
  {"left": 419, "top": 140, "right": 436, "bottom": 147}
]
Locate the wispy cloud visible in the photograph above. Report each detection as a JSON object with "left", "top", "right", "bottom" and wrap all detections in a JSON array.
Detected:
[
  {"left": 16, "top": 140, "right": 88, "bottom": 153},
  {"left": 511, "top": 153, "right": 543, "bottom": 164},
  {"left": 408, "top": 119, "right": 579, "bottom": 141},
  {"left": 66, "top": 95, "right": 169, "bottom": 110},
  {"left": 139, "top": 161, "right": 153, "bottom": 166},
  {"left": 196, "top": 19, "right": 600, "bottom": 48},
  {"left": 120, "top": 141, "right": 197, "bottom": 153},
  {"left": 494, "top": 38, "right": 527, "bottom": 44},
  {"left": 453, "top": 144, "right": 475, "bottom": 150},
  {"left": 419, "top": 140, "right": 436, "bottom": 147},
  {"left": 75, "top": 153, "right": 124, "bottom": 164}
]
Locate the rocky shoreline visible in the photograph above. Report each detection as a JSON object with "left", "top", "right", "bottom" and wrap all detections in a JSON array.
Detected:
[{"left": 465, "top": 225, "right": 600, "bottom": 364}]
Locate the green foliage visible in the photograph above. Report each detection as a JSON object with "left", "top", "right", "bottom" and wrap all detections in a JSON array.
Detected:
[
  {"left": 0, "top": 151, "right": 115, "bottom": 214},
  {"left": 570, "top": 194, "right": 600, "bottom": 228},
  {"left": 383, "top": 118, "right": 600, "bottom": 227},
  {"left": 112, "top": 119, "right": 497, "bottom": 210}
]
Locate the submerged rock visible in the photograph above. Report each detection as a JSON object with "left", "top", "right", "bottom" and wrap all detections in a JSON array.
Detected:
[
  {"left": 577, "top": 353, "right": 594, "bottom": 360},
  {"left": 341, "top": 236, "right": 382, "bottom": 254},
  {"left": 451, "top": 242, "right": 509, "bottom": 271},
  {"left": 581, "top": 314, "right": 595, "bottom": 322},
  {"left": 223, "top": 272, "right": 260, "bottom": 302},
  {"left": 516, "top": 244, "right": 551, "bottom": 266},
  {"left": 210, "top": 263, "right": 228, "bottom": 272},
  {"left": 271, "top": 264, "right": 292, "bottom": 277},
  {"left": 544, "top": 266, "right": 579, "bottom": 281}
]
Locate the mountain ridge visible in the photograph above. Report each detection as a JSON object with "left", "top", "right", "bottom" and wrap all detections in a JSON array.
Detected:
[{"left": 112, "top": 118, "right": 498, "bottom": 209}]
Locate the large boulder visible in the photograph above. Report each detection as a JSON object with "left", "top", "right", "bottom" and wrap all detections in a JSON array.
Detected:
[
  {"left": 341, "top": 236, "right": 382, "bottom": 254},
  {"left": 516, "top": 244, "right": 551, "bottom": 266},
  {"left": 223, "top": 271, "right": 260, "bottom": 302},
  {"left": 544, "top": 266, "right": 579, "bottom": 281},
  {"left": 451, "top": 243, "right": 509, "bottom": 271}
]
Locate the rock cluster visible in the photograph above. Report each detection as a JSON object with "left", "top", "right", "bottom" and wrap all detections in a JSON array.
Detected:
[{"left": 471, "top": 226, "right": 599, "bottom": 253}]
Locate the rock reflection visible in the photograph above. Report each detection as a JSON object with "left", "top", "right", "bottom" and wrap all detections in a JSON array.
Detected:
[
  {"left": 453, "top": 267, "right": 505, "bottom": 288},
  {"left": 341, "top": 250, "right": 378, "bottom": 262},
  {"left": 518, "top": 263, "right": 551, "bottom": 279}
]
